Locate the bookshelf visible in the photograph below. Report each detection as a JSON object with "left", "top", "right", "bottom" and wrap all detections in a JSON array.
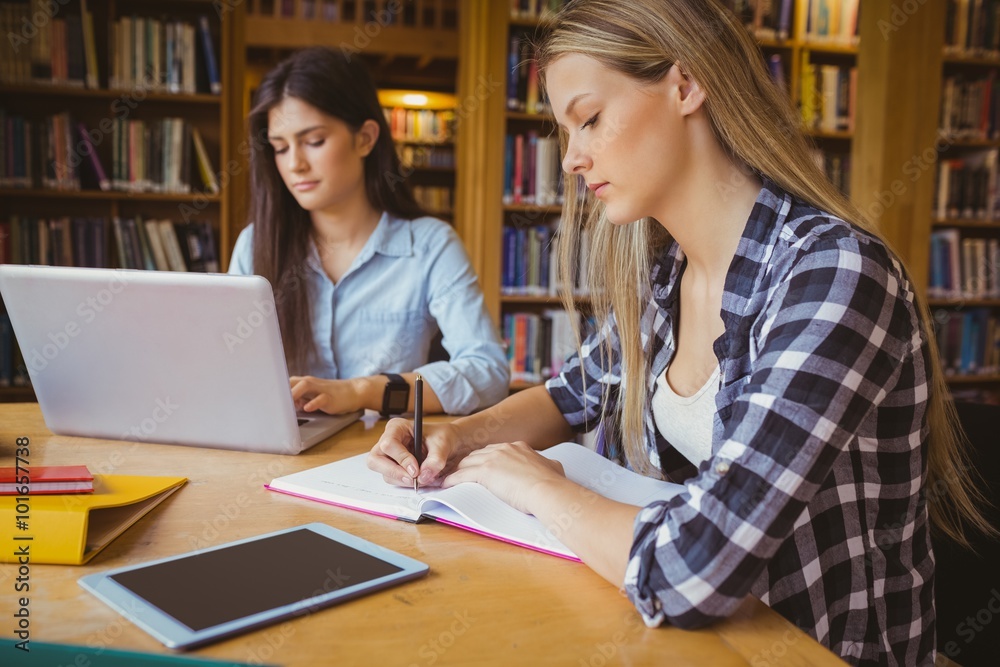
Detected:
[
  {"left": 464, "top": 0, "right": 863, "bottom": 392},
  {"left": 0, "top": 0, "right": 237, "bottom": 401},
  {"left": 925, "top": 1, "right": 1000, "bottom": 401}
]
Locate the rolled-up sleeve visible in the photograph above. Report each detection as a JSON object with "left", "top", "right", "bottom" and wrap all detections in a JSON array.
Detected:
[
  {"left": 544, "top": 313, "right": 622, "bottom": 433},
  {"left": 416, "top": 225, "right": 510, "bottom": 414},
  {"left": 624, "top": 235, "right": 918, "bottom": 628}
]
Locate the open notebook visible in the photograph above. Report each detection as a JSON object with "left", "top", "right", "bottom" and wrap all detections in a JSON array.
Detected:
[{"left": 266, "top": 443, "right": 685, "bottom": 560}]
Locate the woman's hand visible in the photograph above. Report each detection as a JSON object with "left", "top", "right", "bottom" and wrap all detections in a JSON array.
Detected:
[
  {"left": 290, "top": 376, "right": 362, "bottom": 414},
  {"left": 441, "top": 441, "right": 565, "bottom": 514},
  {"left": 367, "top": 418, "right": 469, "bottom": 487}
]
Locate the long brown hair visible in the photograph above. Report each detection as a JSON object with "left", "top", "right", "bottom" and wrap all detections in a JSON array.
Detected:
[
  {"left": 246, "top": 47, "right": 425, "bottom": 373},
  {"left": 536, "top": 0, "right": 993, "bottom": 546}
]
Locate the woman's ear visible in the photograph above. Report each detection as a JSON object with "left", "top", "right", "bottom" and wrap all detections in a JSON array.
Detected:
[
  {"left": 671, "top": 63, "right": 706, "bottom": 116},
  {"left": 356, "top": 119, "right": 380, "bottom": 157}
]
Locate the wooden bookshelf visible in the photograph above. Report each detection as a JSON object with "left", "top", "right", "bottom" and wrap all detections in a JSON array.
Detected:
[
  {"left": 927, "top": 2, "right": 1000, "bottom": 401},
  {"left": 457, "top": 0, "right": 865, "bottom": 391},
  {"left": 0, "top": 0, "right": 237, "bottom": 400}
]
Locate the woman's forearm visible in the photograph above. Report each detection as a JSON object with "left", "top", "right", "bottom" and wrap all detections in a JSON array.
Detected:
[
  {"left": 452, "top": 385, "right": 577, "bottom": 452},
  {"left": 529, "top": 476, "right": 641, "bottom": 585}
]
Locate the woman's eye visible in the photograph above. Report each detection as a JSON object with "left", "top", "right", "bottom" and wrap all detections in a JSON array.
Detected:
[
  {"left": 580, "top": 113, "right": 599, "bottom": 130},
  {"left": 273, "top": 146, "right": 288, "bottom": 155},
  {"left": 308, "top": 139, "right": 325, "bottom": 148}
]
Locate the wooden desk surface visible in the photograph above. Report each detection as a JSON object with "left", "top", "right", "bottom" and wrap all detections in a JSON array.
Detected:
[{"left": 0, "top": 404, "right": 844, "bottom": 666}]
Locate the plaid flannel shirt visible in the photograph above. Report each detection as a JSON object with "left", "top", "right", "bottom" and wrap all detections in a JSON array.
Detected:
[{"left": 546, "top": 179, "right": 935, "bottom": 666}]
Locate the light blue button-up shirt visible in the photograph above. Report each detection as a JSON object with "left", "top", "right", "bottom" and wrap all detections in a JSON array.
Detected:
[{"left": 229, "top": 213, "right": 509, "bottom": 414}]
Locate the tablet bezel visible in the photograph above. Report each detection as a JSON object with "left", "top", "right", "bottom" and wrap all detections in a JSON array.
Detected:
[{"left": 78, "top": 522, "right": 429, "bottom": 650}]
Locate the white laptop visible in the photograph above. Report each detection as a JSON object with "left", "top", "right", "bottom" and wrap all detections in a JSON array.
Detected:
[{"left": 0, "top": 265, "right": 362, "bottom": 454}]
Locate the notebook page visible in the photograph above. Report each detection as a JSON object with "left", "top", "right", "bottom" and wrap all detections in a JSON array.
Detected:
[
  {"left": 267, "top": 454, "right": 427, "bottom": 521},
  {"left": 417, "top": 485, "right": 575, "bottom": 558},
  {"left": 544, "top": 443, "right": 686, "bottom": 507}
]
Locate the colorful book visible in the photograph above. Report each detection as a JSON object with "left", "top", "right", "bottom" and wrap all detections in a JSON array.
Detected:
[
  {"left": 0, "top": 474, "right": 186, "bottom": 564},
  {"left": 266, "top": 442, "right": 684, "bottom": 561},
  {"left": 0, "top": 465, "right": 93, "bottom": 495}
]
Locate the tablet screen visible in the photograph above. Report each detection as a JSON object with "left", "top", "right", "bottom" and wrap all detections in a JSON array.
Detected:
[{"left": 109, "top": 528, "right": 402, "bottom": 631}]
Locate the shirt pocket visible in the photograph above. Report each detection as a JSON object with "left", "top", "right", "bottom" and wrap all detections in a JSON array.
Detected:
[{"left": 351, "top": 308, "right": 429, "bottom": 373}]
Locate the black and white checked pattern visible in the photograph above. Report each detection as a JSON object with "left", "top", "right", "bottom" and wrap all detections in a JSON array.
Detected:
[{"left": 546, "top": 179, "right": 935, "bottom": 666}]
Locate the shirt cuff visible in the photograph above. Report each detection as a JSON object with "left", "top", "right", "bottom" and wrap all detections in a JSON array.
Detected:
[{"left": 415, "top": 361, "right": 478, "bottom": 415}]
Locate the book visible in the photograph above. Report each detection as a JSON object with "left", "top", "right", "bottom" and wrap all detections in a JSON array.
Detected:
[
  {"left": 267, "top": 442, "right": 684, "bottom": 560},
  {"left": 0, "top": 464, "right": 93, "bottom": 495},
  {"left": 0, "top": 638, "right": 273, "bottom": 666},
  {"left": 0, "top": 474, "right": 186, "bottom": 564},
  {"left": 198, "top": 15, "right": 221, "bottom": 95}
]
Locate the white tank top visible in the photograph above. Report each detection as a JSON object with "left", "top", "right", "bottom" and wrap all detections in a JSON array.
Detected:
[{"left": 651, "top": 365, "right": 720, "bottom": 467}]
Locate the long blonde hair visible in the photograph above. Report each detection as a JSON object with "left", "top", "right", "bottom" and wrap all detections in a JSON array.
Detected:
[{"left": 536, "top": 0, "right": 992, "bottom": 546}]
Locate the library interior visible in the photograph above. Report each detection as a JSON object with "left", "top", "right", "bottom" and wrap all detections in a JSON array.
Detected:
[{"left": 1, "top": 1, "right": 1000, "bottom": 666}]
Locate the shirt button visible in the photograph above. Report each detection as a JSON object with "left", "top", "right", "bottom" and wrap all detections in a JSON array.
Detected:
[{"left": 715, "top": 460, "right": 731, "bottom": 476}]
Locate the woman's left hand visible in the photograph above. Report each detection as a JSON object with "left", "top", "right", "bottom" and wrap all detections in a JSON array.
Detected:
[
  {"left": 290, "top": 376, "right": 361, "bottom": 414},
  {"left": 441, "top": 441, "right": 566, "bottom": 514}
]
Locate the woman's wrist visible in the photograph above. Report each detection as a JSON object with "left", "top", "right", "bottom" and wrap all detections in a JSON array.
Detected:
[{"left": 350, "top": 376, "right": 381, "bottom": 412}]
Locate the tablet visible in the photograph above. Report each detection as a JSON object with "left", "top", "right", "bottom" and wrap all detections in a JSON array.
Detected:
[{"left": 78, "top": 523, "right": 429, "bottom": 650}]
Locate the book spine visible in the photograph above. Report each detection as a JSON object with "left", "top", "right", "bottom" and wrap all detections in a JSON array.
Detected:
[
  {"left": 77, "top": 122, "right": 110, "bottom": 191},
  {"left": 198, "top": 16, "right": 221, "bottom": 94}
]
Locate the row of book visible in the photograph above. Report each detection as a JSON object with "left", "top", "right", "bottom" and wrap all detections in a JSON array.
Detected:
[
  {"left": 509, "top": 0, "right": 566, "bottom": 20},
  {"left": 722, "top": 0, "right": 860, "bottom": 45},
  {"left": 110, "top": 15, "right": 220, "bottom": 95},
  {"left": 800, "top": 59, "right": 857, "bottom": 133},
  {"left": 383, "top": 108, "right": 454, "bottom": 144},
  {"left": 940, "top": 74, "right": 1000, "bottom": 142},
  {"left": 504, "top": 310, "right": 576, "bottom": 384},
  {"left": 399, "top": 144, "right": 454, "bottom": 169},
  {"left": 0, "top": 0, "right": 97, "bottom": 88},
  {"left": 258, "top": 0, "right": 456, "bottom": 27},
  {"left": 928, "top": 231, "right": 1000, "bottom": 300},
  {"left": 934, "top": 151, "right": 999, "bottom": 221},
  {"left": 0, "top": 110, "right": 219, "bottom": 194},
  {"left": 0, "top": 215, "right": 219, "bottom": 273},
  {"left": 0, "top": 310, "right": 29, "bottom": 388},
  {"left": 506, "top": 31, "right": 545, "bottom": 115},
  {"left": 412, "top": 186, "right": 452, "bottom": 215},
  {"left": 502, "top": 224, "right": 590, "bottom": 296},
  {"left": 945, "top": 0, "right": 1000, "bottom": 56},
  {"left": 934, "top": 308, "right": 1000, "bottom": 376},
  {"left": 502, "top": 133, "right": 562, "bottom": 207},
  {"left": 0, "top": 5, "right": 220, "bottom": 95}
]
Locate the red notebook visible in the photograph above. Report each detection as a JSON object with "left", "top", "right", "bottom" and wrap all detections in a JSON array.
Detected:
[{"left": 0, "top": 465, "right": 95, "bottom": 495}]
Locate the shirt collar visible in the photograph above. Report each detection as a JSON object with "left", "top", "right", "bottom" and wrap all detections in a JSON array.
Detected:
[
  {"left": 304, "top": 211, "right": 414, "bottom": 277},
  {"left": 651, "top": 177, "right": 790, "bottom": 315}
]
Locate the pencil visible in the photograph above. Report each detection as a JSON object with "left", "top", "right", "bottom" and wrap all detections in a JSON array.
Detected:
[{"left": 413, "top": 375, "right": 423, "bottom": 493}]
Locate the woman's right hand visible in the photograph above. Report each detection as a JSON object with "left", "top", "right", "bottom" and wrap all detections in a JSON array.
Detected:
[{"left": 367, "top": 418, "right": 469, "bottom": 487}]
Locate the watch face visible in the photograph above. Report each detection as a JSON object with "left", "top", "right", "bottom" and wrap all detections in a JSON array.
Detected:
[{"left": 387, "top": 389, "right": 409, "bottom": 414}]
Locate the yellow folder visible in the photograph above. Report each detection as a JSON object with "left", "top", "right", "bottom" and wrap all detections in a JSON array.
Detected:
[{"left": 0, "top": 474, "right": 186, "bottom": 565}]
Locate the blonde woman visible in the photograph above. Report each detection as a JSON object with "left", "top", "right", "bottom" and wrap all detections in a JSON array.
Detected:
[{"left": 368, "top": 1, "right": 992, "bottom": 664}]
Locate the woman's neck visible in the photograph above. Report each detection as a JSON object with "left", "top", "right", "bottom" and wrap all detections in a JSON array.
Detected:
[
  {"left": 309, "top": 189, "right": 382, "bottom": 251},
  {"left": 655, "top": 122, "right": 762, "bottom": 284}
]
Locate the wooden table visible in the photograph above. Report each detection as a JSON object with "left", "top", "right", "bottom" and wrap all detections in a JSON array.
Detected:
[{"left": 0, "top": 404, "right": 844, "bottom": 665}]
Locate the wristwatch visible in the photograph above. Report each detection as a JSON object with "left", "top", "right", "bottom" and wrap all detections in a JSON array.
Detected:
[{"left": 380, "top": 373, "right": 410, "bottom": 418}]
